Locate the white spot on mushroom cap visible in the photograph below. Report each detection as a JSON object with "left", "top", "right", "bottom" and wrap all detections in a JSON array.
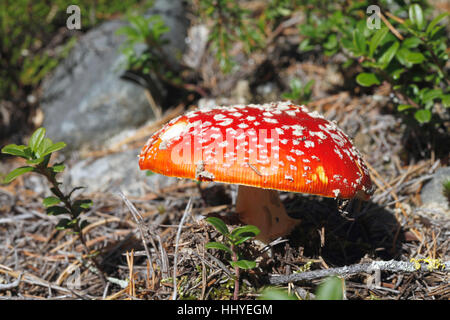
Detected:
[{"left": 159, "top": 122, "right": 187, "bottom": 143}]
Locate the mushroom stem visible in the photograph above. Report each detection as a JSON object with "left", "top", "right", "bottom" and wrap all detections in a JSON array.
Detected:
[{"left": 236, "top": 185, "right": 300, "bottom": 243}]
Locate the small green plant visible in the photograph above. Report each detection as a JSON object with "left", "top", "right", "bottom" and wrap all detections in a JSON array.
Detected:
[
  {"left": 1, "top": 127, "right": 105, "bottom": 282},
  {"left": 117, "top": 13, "right": 170, "bottom": 74},
  {"left": 259, "top": 276, "right": 345, "bottom": 300},
  {"left": 205, "top": 216, "right": 260, "bottom": 300},
  {"left": 298, "top": 1, "right": 449, "bottom": 125},
  {"left": 198, "top": 0, "right": 265, "bottom": 73},
  {"left": 281, "top": 78, "right": 315, "bottom": 104}
]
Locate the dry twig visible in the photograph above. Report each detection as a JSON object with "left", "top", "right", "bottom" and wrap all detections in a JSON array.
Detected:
[
  {"left": 269, "top": 260, "right": 450, "bottom": 285},
  {"left": 172, "top": 198, "right": 193, "bottom": 300}
]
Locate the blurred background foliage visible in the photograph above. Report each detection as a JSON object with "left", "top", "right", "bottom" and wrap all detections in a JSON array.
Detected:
[
  {"left": 0, "top": 0, "right": 448, "bottom": 142},
  {"left": 0, "top": 0, "right": 151, "bottom": 140}
]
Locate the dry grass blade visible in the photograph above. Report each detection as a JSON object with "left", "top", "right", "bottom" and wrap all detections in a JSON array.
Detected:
[
  {"left": 172, "top": 197, "right": 193, "bottom": 301},
  {"left": 118, "top": 192, "right": 154, "bottom": 279},
  {"left": 0, "top": 272, "right": 23, "bottom": 291}
]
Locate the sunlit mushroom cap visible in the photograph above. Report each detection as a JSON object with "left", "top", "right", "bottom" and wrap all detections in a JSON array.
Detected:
[{"left": 139, "top": 101, "right": 374, "bottom": 200}]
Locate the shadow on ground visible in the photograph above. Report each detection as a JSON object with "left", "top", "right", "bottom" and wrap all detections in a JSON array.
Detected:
[{"left": 280, "top": 193, "right": 404, "bottom": 266}]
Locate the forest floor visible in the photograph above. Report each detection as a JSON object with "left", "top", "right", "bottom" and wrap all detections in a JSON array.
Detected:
[
  {"left": 0, "top": 1, "right": 449, "bottom": 300},
  {"left": 1, "top": 85, "right": 449, "bottom": 300}
]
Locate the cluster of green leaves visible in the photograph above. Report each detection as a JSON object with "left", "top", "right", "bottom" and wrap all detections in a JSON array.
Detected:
[
  {"left": 281, "top": 78, "right": 315, "bottom": 104},
  {"left": 205, "top": 217, "right": 260, "bottom": 270},
  {"left": 198, "top": 0, "right": 265, "bottom": 73},
  {"left": 117, "top": 13, "right": 171, "bottom": 75},
  {"left": 297, "top": 1, "right": 449, "bottom": 124},
  {"left": 0, "top": 0, "right": 148, "bottom": 103},
  {"left": 259, "top": 276, "right": 345, "bottom": 300},
  {"left": 1, "top": 128, "right": 92, "bottom": 233}
]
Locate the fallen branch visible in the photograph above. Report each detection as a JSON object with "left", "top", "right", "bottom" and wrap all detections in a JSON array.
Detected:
[
  {"left": 269, "top": 260, "right": 450, "bottom": 285},
  {"left": 118, "top": 192, "right": 155, "bottom": 279}
]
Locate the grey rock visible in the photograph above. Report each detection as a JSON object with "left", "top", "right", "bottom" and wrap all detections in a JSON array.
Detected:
[
  {"left": 420, "top": 166, "right": 450, "bottom": 216},
  {"left": 41, "top": 0, "right": 189, "bottom": 152},
  {"left": 65, "top": 149, "right": 179, "bottom": 197}
]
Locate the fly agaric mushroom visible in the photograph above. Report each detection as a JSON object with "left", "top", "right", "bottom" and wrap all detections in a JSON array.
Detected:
[{"left": 139, "top": 101, "right": 373, "bottom": 242}]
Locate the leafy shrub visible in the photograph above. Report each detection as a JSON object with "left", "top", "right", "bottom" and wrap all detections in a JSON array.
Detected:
[
  {"left": 194, "top": 1, "right": 450, "bottom": 125},
  {"left": 205, "top": 216, "right": 260, "bottom": 299},
  {"left": 197, "top": 0, "right": 265, "bottom": 73},
  {"left": 297, "top": 1, "right": 449, "bottom": 124},
  {"left": 281, "top": 78, "right": 315, "bottom": 104},
  {"left": 2, "top": 127, "right": 92, "bottom": 233},
  {"left": 1, "top": 127, "right": 105, "bottom": 280},
  {"left": 116, "top": 13, "right": 174, "bottom": 80},
  {"left": 205, "top": 216, "right": 260, "bottom": 270}
]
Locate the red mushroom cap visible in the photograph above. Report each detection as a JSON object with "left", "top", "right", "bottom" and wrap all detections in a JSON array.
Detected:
[{"left": 139, "top": 102, "right": 374, "bottom": 200}]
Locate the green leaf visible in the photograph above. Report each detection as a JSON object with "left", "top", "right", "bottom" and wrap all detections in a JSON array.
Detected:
[
  {"left": 298, "top": 39, "right": 314, "bottom": 52},
  {"left": 401, "top": 37, "right": 422, "bottom": 49},
  {"left": 352, "top": 29, "right": 366, "bottom": 55},
  {"left": 26, "top": 156, "right": 47, "bottom": 165},
  {"left": 428, "top": 25, "right": 445, "bottom": 39},
  {"left": 73, "top": 199, "right": 93, "bottom": 216},
  {"left": 42, "top": 141, "right": 66, "bottom": 157},
  {"left": 409, "top": 4, "right": 425, "bottom": 31},
  {"left": 3, "top": 166, "right": 34, "bottom": 184},
  {"left": 28, "top": 128, "right": 46, "bottom": 153},
  {"left": 323, "top": 34, "right": 337, "bottom": 50},
  {"left": 259, "top": 287, "right": 298, "bottom": 300},
  {"left": 396, "top": 48, "right": 425, "bottom": 66},
  {"left": 442, "top": 94, "right": 450, "bottom": 107},
  {"left": 51, "top": 163, "right": 66, "bottom": 173},
  {"left": 36, "top": 138, "right": 52, "bottom": 158},
  {"left": 414, "top": 109, "right": 431, "bottom": 123},
  {"left": 1, "top": 144, "right": 28, "bottom": 158},
  {"left": 378, "top": 41, "right": 399, "bottom": 69},
  {"left": 43, "top": 196, "right": 61, "bottom": 207},
  {"left": 422, "top": 89, "right": 442, "bottom": 104},
  {"left": 303, "top": 80, "right": 315, "bottom": 94},
  {"left": 397, "top": 104, "right": 414, "bottom": 111},
  {"left": 404, "top": 51, "right": 425, "bottom": 64},
  {"left": 78, "top": 199, "right": 93, "bottom": 209},
  {"left": 234, "top": 236, "right": 255, "bottom": 246},
  {"left": 205, "top": 217, "right": 229, "bottom": 235},
  {"left": 426, "top": 13, "right": 448, "bottom": 35},
  {"left": 230, "top": 260, "right": 257, "bottom": 270},
  {"left": 23, "top": 147, "right": 33, "bottom": 159},
  {"left": 46, "top": 206, "right": 70, "bottom": 216},
  {"left": 231, "top": 225, "right": 260, "bottom": 240},
  {"left": 205, "top": 242, "right": 233, "bottom": 255},
  {"left": 389, "top": 68, "right": 405, "bottom": 80},
  {"left": 356, "top": 73, "right": 380, "bottom": 87},
  {"left": 369, "top": 27, "right": 389, "bottom": 57},
  {"left": 316, "top": 276, "right": 344, "bottom": 300},
  {"left": 55, "top": 218, "right": 71, "bottom": 230}
]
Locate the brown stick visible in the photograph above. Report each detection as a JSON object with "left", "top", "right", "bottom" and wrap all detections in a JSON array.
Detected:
[{"left": 269, "top": 260, "right": 450, "bottom": 285}]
